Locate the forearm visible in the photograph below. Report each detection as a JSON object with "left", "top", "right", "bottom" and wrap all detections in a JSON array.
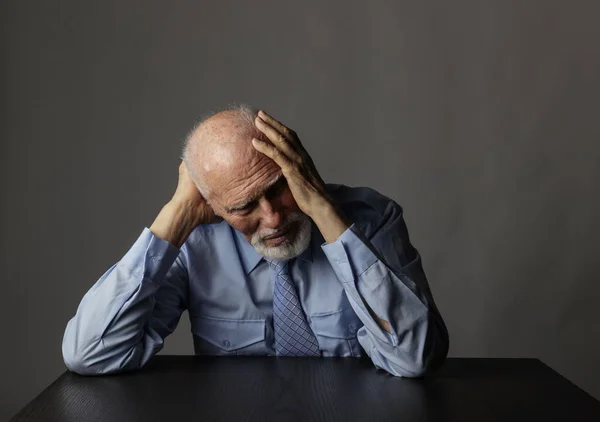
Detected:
[
  {"left": 358, "top": 293, "right": 392, "bottom": 333},
  {"left": 311, "top": 202, "right": 393, "bottom": 333},
  {"left": 62, "top": 229, "right": 181, "bottom": 375},
  {"left": 350, "top": 259, "right": 449, "bottom": 377},
  {"left": 150, "top": 200, "right": 203, "bottom": 248},
  {"left": 322, "top": 226, "right": 449, "bottom": 377},
  {"left": 310, "top": 198, "right": 350, "bottom": 244}
]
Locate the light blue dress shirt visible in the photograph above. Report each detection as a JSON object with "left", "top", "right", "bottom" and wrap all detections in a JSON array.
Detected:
[{"left": 62, "top": 184, "right": 449, "bottom": 377}]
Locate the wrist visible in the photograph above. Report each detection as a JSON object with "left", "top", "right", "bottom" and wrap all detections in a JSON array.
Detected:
[
  {"left": 310, "top": 199, "right": 350, "bottom": 244},
  {"left": 168, "top": 197, "right": 201, "bottom": 213},
  {"left": 150, "top": 201, "right": 199, "bottom": 248}
]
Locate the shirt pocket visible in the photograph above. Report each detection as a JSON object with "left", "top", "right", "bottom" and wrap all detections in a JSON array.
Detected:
[
  {"left": 309, "top": 307, "right": 363, "bottom": 358},
  {"left": 191, "top": 315, "right": 267, "bottom": 356}
]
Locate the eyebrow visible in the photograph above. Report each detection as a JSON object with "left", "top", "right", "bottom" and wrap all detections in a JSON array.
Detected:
[{"left": 225, "top": 175, "right": 285, "bottom": 212}]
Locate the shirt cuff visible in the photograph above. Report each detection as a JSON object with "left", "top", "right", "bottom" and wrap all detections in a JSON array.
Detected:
[
  {"left": 321, "top": 224, "right": 378, "bottom": 284},
  {"left": 119, "top": 227, "right": 181, "bottom": 285}
]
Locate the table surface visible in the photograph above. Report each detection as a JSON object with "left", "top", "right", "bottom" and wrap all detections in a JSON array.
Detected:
[{"left": 11, "top": 356, "right": 600, "bottom": 422}]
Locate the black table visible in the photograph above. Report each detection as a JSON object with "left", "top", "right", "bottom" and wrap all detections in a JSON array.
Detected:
[{"left": 11, "top": 356, "right": 600, "bottom": 421}]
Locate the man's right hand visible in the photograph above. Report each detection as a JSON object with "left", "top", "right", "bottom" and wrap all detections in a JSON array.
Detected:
[
  {"left": 170, "top": 161, "right": 220, "bottom": 224},
  {"left": 149, "top": 161, "right": 222, "bottom": 248}
]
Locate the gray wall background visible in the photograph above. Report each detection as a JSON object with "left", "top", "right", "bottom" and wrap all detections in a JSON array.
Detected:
[{"left": 2, "top": 0, "right": 600, "bottom": 419}]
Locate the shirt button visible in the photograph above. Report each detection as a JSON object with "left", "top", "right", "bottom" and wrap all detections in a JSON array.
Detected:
[{"left": 222, "top": 340, "right": 231, "bottom": 348}]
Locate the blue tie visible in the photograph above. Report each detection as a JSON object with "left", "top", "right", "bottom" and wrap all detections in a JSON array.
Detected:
[{"left": 267, "top": 259, "right": 320, "bottom": 356}]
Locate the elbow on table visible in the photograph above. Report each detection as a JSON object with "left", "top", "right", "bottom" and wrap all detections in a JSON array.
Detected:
[
  {"left": 63, "top": 353, "right": 98, "bottom": 376},
  {"left": 386, "top": 326, "right": 450, "bottom": 378},
  {"left": 62, "top": 340, "right": 143, "bottom": 376},
  {"left": 384, "top": 357, "right": 440, "bottom": 378},
  {"left": 62, "top": 341, "right": 100, "bottom": 375},
  {"left": 414, "top": 327, "right": 450, "bottom": 378},
  {"left": 385, "top": 350, "right": 448, "bottom": 378}
]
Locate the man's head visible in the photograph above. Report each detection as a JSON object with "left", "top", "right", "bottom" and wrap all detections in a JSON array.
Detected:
[{"left": 182, "top": 105, "right": 311, "bottom": 260}]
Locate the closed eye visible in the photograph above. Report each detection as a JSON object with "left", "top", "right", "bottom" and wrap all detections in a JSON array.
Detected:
[
  {"left": 265, "top": 177, "right": 288, "bottom": 200},
  {"left": 227, "top": 177, "right": 288, "bottom": 215},
  {"left": 231, "top": 201, "right": 257, "bottom": 214}
]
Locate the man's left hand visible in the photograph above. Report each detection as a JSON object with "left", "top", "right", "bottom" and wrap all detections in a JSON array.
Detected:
[
  {"left": 252, "top": 110, "right": 331, "bottom": 219},
  {"left": 252, "top": 110, "right": 350, "bottom": 243}
]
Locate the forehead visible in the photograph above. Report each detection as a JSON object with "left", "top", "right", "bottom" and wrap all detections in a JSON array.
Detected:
[{"left": 210, "top": 152, "right": 282, "bottom": 207}]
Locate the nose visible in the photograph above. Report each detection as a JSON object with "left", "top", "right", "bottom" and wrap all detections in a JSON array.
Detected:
[{"left": 259, "top": 198, "right": 284, "bottom": 229}]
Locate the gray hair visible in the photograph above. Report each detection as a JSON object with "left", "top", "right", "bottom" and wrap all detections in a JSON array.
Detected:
[{"left": 181, "top": 103, "right": 259, "bottom": 199}]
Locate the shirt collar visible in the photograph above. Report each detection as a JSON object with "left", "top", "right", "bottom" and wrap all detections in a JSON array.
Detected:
[{"left": 231, "top": 224, "right": 316, "bottom": 275}]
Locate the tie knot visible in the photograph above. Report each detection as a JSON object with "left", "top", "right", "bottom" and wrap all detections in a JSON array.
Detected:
[{"left": 266, "top": 259, "right": 289, "bottom": 275}]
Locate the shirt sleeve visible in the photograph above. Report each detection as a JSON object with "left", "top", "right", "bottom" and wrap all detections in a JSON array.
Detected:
[
  {"left": 62, "top": 228, "right": 188, "bottom": 375},
  {"left": 321, "top": 200, "right": 449, "bottom": 377}
]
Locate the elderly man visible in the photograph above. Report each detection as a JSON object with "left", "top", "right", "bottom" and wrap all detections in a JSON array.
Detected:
[{"left": 62, "top": 106, "right": 449, "bottom": 377}]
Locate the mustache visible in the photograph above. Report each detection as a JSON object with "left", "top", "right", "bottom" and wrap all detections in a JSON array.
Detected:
[{"left": 254, "top": 212, "right": 304, "bottom": 240}]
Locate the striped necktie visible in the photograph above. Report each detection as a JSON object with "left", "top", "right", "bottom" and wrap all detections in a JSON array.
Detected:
[{"left": 267, "top": 259, "right": 320, "bottom": 356}]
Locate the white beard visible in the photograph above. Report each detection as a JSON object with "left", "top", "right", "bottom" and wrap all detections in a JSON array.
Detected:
[{"left": 250, "top": 212, "right": 312, "bottom": 261}]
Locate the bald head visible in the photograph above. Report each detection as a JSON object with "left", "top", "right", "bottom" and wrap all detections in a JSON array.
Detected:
[
  {"left": 181, "top": 105, "right": 309, "bottom": 259},
  {"left": 182, "top": 105, "right": 273, "bottom": 201}
]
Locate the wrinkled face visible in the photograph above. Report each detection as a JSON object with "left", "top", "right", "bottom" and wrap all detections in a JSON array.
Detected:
[{"left": 208, "top": 153, "right": 311, "bottom": 260}]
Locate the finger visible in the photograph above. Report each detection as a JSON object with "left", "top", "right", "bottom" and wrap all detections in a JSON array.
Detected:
[
  {"left": 258, "top": 110, "right": 305, "bottom": 150},
  {"left": 257, "top": 110, "right": 293, "bottom": 138},
  {"left": 251, "top": 138, "right": 294, "bottom": 171},
  {"left": 254, "top": 116, "right": 299, "bottom": 161}
]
